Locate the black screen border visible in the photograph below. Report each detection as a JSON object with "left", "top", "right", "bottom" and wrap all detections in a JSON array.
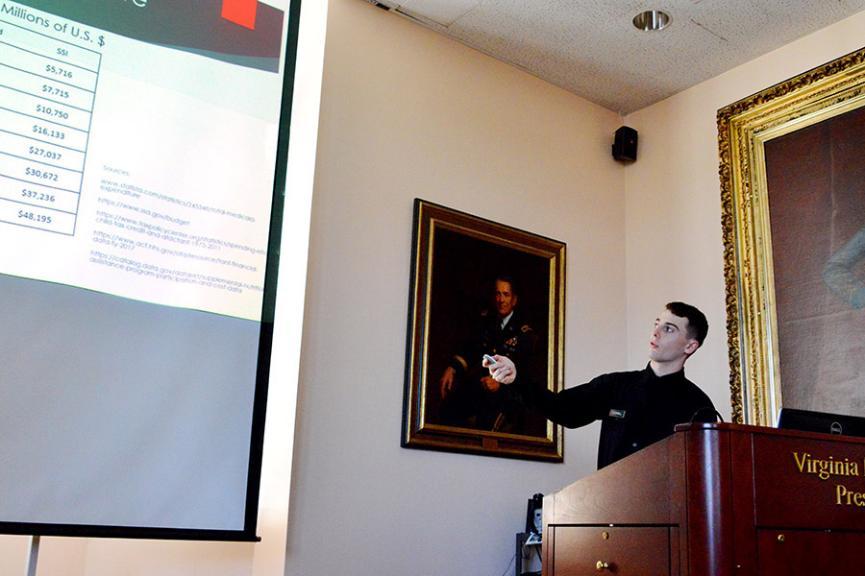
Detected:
[{"left": 0, "top": 0, "right": 303, "bottom": 542}]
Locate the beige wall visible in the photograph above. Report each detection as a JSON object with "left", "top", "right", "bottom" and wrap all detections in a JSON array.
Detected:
[
  {"left": 288, "top": 4, "right": 865, "bottom": 576},
  {"left": 622, "top": 9, "right": 865, "bottom": 419},
  {"left": 285, "top": 1, "right": 624, "bottom": 575}
]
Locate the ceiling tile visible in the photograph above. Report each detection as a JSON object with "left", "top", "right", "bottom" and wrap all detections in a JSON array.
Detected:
[
  {"left": 376, "top": 0, "right": 865, "bottom": 113},
  {"left": 399, "top": 0, "right": 482, "bottom": 26}
]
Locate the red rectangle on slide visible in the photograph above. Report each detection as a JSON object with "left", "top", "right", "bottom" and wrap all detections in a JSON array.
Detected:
[{"left": 221, "top": 0, "right": 258, "bottom": 30}]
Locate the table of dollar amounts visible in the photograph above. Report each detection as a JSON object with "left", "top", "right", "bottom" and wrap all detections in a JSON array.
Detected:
[{"left": 0, "top": 16, "right": 100, "bottom": 235}]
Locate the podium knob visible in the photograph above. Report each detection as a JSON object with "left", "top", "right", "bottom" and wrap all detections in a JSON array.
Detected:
[{"left": 596, "top": 560, "right": 610, "bottom": 571}]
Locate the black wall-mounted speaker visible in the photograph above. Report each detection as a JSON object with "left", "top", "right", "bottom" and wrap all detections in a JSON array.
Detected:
[{"left": 612, "top": 126, "right": 638, "bottom": 162}]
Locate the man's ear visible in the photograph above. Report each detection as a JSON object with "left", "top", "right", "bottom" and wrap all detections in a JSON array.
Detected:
[{"left": 684, "top": 339, "right": 699, "bottom": 356}]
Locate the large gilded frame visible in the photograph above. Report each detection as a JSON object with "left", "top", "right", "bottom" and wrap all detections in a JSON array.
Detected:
[{"left": 718, "top": 48, "right": 865, "bottom": 425}]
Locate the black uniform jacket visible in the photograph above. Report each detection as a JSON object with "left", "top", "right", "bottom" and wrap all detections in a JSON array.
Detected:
[{"left": 528, "top": 364, "right": 716, "bottom": 469}]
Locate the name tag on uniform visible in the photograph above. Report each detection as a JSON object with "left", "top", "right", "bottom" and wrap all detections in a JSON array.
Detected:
[{"left": 608, "top": 408, "right": 627, "bottom": 419}]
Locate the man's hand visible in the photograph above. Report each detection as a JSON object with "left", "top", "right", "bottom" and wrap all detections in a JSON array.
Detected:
[
  {"left": 439, "top": 366, "right": 456, "bottom": 399},
  {"left": 481, "top": 376, "right": 501, "bottom": 393},
  {"left": 484, "top": 355, "right": 516, "bottom": 385}
]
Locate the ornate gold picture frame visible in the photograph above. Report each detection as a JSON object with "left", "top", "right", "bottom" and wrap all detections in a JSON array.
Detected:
[
  {"left": 402, "top": 199, "right": 565, "bottom": 461},
  {"left": 719, "top": 48, "right": 865, "bottom": 425}
]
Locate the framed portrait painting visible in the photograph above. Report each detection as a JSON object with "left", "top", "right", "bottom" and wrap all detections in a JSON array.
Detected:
[
  {"left": 402, "top": 199, "right": 565, "bottom": 461},
  {"left": 719, "top": 48, "right": 865, "bottom": 425}
]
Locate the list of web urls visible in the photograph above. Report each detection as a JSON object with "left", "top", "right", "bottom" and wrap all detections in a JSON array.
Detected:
[{"left": 0, "top": 16, "right": 100, "bottom": 235}]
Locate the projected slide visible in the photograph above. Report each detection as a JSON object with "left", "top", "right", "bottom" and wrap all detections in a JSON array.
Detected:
[
  {"left": 0, "top": 0, "right": 285, "bottom": 320},
  {"left": 0, "top": 0, "right": 293, "bottom": 538}
]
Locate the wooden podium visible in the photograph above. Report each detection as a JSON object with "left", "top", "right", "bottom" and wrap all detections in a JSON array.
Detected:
[{"left": 543, "top": 423, "right": 865, "bottom": 575}]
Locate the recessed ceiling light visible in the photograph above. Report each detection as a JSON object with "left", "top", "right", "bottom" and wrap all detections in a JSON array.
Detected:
[{"left": 633, "top": 10, "right": 671, "bottom": 31}]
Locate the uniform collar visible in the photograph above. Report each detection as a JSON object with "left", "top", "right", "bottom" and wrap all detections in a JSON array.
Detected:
[{"left": 644, "top": 362, "right": 686, "bottom": 382}]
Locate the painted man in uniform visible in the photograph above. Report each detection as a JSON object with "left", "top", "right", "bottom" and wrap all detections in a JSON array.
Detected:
[{"left": 438, "top": 275, "right": 538, "bottom": 432}]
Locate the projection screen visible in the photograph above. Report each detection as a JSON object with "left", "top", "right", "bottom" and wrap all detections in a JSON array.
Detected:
[{"left": 0, "top": 0, "right": 300, "bottom": 540}]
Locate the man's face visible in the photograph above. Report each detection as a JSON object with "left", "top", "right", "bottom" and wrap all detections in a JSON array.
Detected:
[
  {"left": 494, "top": 280, "right": 517, "bottom": 317},
  {"left": 648, "top": 308, "right": 698, "bottom": 363}
]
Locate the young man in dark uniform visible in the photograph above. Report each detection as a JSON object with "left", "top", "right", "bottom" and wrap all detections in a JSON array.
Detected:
[{"left": 485, "top": 301, "right": 716, "bottom": 468}]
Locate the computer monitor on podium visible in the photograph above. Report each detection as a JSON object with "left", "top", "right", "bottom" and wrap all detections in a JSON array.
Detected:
[{"left": 777, "top": 407, "right": 865, "bottom": 438}]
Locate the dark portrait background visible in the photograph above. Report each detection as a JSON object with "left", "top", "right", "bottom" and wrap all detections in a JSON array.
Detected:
[
  {"left": 765, "top": 105, "right": 865, "bottom": 416},
  {"left": 424, "top": 226, "right": 550, "bottom": 438}
]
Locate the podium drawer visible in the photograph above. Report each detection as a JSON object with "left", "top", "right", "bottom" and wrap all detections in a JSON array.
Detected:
[
  {"left": 550, "top": 526, "right": 671, "bottom": 575},
  {"left": 757, "top": 530, "right": 865, "bottom": 575}
]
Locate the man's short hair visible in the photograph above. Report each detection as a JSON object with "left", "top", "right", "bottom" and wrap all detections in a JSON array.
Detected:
[
  {"left": 666, "top": 301, "right": 708, "bottom": 346},
  {"left": 495, "top": 274, "right": 518, "bottom": 297}
]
